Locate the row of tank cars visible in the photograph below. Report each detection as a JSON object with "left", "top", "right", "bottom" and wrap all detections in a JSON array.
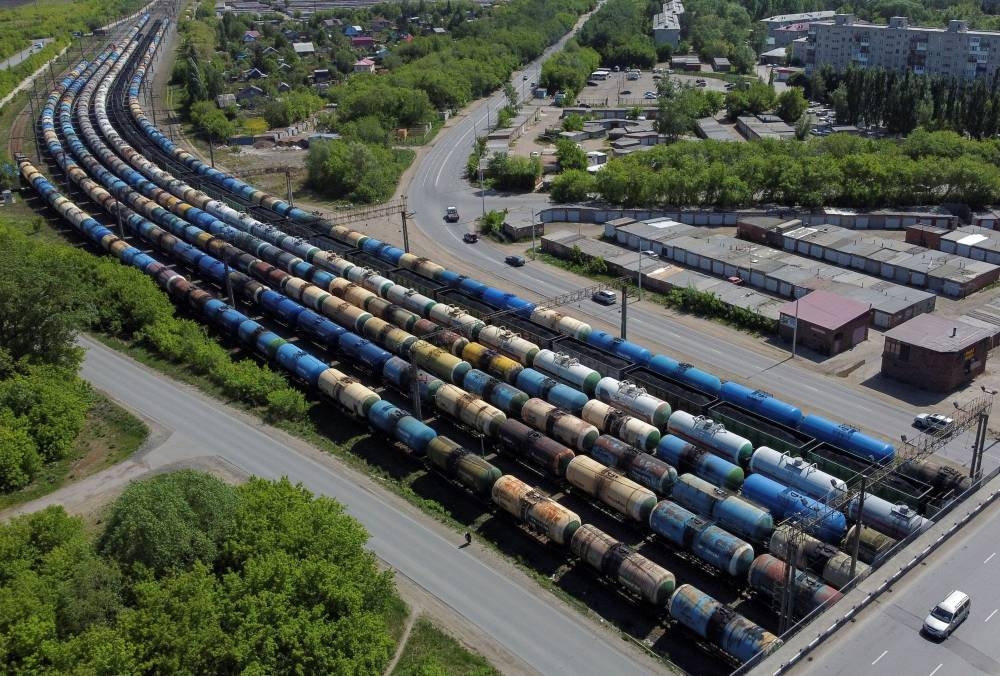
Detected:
[{"left": 18, "top": 13, "right": 970, "bottom": 672}]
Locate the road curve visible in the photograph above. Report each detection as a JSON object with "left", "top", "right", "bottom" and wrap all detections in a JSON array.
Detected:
[
  {"left": 74, "top": 336, "right": 665, "bottom": 676},
  {"left": 403, "top": 16, "right": 916, "bottom": 444}
]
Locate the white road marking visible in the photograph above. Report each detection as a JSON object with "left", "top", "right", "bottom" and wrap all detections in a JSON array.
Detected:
[
  {"left": 985, "top": 609, "right": 998, "bottom": 622},
  {"left": 929, "top": 664, "right": 943, "bottom": 676},
  {"left": 984, "top": 552, "right": 996, "bottom": 564},
  {"left": 872, "top": 650, "right": 888, "bottom": 665}
]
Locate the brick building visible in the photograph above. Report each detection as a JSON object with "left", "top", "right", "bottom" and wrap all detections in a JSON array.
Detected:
[
  {"left": 882, "top": 314, "right": 992, "bottom": 391},
  {"left": 778, "top": 290, "right": 870, "bottom": 355}
]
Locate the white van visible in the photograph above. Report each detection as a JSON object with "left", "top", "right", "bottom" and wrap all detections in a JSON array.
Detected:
[{"left": 922, "top": 590, "right": 970, "bottom": 639}]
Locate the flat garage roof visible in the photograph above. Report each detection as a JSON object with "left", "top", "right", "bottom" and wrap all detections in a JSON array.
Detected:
[{"left": 778, "top": 289, "right": 870, "bottom": 331}]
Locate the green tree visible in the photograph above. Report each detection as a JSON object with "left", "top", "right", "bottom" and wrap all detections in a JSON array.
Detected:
[
  {"left": 0, "top": 415, "right": 41, "bottom": 491},
  {"left": 561, "top": 113, "right": 585, "bottom": 131},
  {"left": 550, "top": 169, "right": 595, "bottom": 202},
  {"left": 775, "top": 87, "right": 808, "bottom": 124},
  {"left": 99, "top": 470, "right": 239, "bottom": 576},
  {"left": 0, "top": 231, "right": 89, "bottom": 368},
  {"left": 555, "top": 138, "right": 587, "bottom": 171},
  {"left": 189, "top": 100, "right": 236, "bottom": 142}
]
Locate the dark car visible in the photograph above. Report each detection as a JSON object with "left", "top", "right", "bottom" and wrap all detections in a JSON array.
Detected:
[
  {"left": 462, "top": 232, "right": 478, "bottom": 243},
  {"left": 620, "top": 89, "right": 632, "bottom": 95},
  {"left": 445, "top": 206, "right": 459, "bottom": 223},
  {"left": 592, "top": 289, "right": 617, "bottom": 305},
  {"left": 505, "top": 255, "right": 525, "bottom": 267}
]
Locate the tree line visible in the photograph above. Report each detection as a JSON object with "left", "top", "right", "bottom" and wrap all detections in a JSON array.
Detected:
[
  {"left": 0, "top": 471, "right": 401, "bottom": 673},
  {"left": 0, "top": 217, "right": 311, "bottom": 494},
  {"left": 550, "top": 130, "right": 1000, "bottom": 208},
  {"left": 797, "top": 65, "right": 1000, "bottom": 139}
]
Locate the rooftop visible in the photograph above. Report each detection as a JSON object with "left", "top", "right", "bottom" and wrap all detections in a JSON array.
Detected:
[
  {"left": 884, "top": 314, "right": 994, "bottom": 352},
  {"left": 778, "top": 289, "right": 870, "bottom": 330},
  {"left": 761, "top": 10, "right": 836, "bottom": 24}
]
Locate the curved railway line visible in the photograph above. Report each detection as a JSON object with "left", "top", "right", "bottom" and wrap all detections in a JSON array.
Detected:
[{"left": 11, "top": 6, "right": 984, "bottom": 673}]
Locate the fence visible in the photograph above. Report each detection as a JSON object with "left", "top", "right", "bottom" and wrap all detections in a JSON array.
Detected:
[{"left": 730, "top": 463, "right": 1000, "bottom": 675}]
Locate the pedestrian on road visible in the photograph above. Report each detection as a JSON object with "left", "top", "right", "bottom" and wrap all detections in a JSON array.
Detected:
[{"left": 465, "top": 531, "right": 472, "bottom": 545}]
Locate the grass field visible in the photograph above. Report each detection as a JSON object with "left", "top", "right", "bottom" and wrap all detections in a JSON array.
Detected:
[{"left": 391, "top": 617, "right": 500, "bottom": 676}]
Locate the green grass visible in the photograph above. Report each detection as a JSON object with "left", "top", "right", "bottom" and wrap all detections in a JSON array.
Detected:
[
  {"left": 391, "top": 617, "right": 499, "bottom": 676},
  {"left": 0, "top": 392, "right": 149, "bottom": 511}
]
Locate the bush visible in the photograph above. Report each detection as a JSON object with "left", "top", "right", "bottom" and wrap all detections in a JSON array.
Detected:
[
  {"left": 0, "top": 419, "right": 42, "bottom": 491},
  {"left": 486, "top": 154, "right": 541, "bottom": 191},
  {"left": 550, "top": 169, "right": 595, "bottom": 202},
  {"left": 99, "top": 471, "right": 239, "bottom": 576},
  {"left": 264, "top": 387, "right": 310, "bottom": 422}
]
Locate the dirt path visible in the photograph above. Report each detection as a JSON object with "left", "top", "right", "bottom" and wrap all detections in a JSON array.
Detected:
[{"left": 382, "top": 609, "right": 418, "bottom": 676}]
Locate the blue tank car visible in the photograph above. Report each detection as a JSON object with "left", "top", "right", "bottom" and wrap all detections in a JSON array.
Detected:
[
  {"left": 798, "top": 414, "right": 895, "bottom": 464},
  {"left": 718, "top": 382, "right": 803, "bottom": 429},
  {"left": 741, "top": 473, "right": 847, "bottom": 544},
  {"left": 647, "top": 355, "right": 722, "bottom": 395}
]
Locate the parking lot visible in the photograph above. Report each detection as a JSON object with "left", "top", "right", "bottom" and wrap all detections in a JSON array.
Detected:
[{"left": 574, "top": 63, "right": 739, "bottom": 108}]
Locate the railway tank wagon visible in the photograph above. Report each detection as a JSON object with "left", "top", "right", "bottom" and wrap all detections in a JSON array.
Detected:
[
  {"left": 655, "top": 435, "right": 745, "bottom": 491},
  {"left": 669, "top": 585, "right": 782, "bottom": 664},
  {"left": 667, "top": 411, "right": 754, "bottom": 466},
  {"left": 648, "top": 500, "right": 754, "bottom": 577},
  {"left": 570, "top": 524, "right": 675, "bottom": 606},
  {"left": 740, "top": 474, "right": 847, "bottom": 544},
  {"left": 670, "top": 474, "right": 774, "bottom": 543},
  {"left": 768, "top": 524, "right": 868, "bottom": 589}
]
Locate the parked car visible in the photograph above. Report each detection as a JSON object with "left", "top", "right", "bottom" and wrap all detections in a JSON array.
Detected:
[
  {"left": 505, "top": 255, "right": 525, "bottom": 267},
  {"left": 462, "top": 232, "right": 478, "bottom": 243},
  {"left": 445, "top": 206, "right": 459, "bottom": 223},
  {"left": 727, "top": 276, "right": 744, "bottom": 285},
  {"left": 592, "top": 290, "right": 617, "bottom": 305},
  {"left": 652, "top": 74, "right": 663, "bottom": 80},
  {"left": 696, "top": 78, "right": 706, "bottom": 84},
  {"left": 620, "top": 89, "right": 632, "bottom": 95},
  {"left": 922, "top": 591, "right": 970, "bottom": 639},
  {"left": 587, "top": 80, "right": 598, "bottom": 86},
  {"left": 643, "top": 92, "right": 657, "bottom": 100},
  {"left": 913, "top": 413, "right": 954, "bottom": 433}
]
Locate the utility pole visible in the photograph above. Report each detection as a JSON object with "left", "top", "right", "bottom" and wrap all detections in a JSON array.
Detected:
[
  {"left": 208, "top": 140, "right": 215, "bottom": 167},
  {"left": 791, "top": 297, "right": 799, "bottom": 358},
  {"left": 285, "top": 168, "right": 293, "bottom": 206},
  {"left": 530, "top": 210, "right": 536, "bottom": 260},
  {"left": 849, "top": 475, "right": 867, "bottom": 580},
  {"left": 779, "top": 532, "right": 798, "bottom": 633},
  {"left": 409, "top": 359, "right": 423, "bottom": 420},
  {"left": 620, "top": 284, "right": 628, "bottom": 339},
  {"left": 400, "top": 203, "right": 411, "bottom": 254},
  {"left": 222, "top": 255, "right": 237, "bottom": 309},
  {"left": 114, "top": 197, "right": 125, "bottom": 239}
]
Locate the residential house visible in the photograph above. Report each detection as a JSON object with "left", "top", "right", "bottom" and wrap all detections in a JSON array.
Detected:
[
  {"left": 292, "top": 41, "right": 315, "bottom": 56},
  {"left": 312, "top": 68, "right": 331, "bottom": 83},
  {"left": 215, "top": 93, "right": 237, "bottom": 108},
  {"left": 432, "top": 26, "right": 447, "bottom": 35},
  {"left": 235, "top": 85, "right": 265, "bottom": 105},
  {"left": 351, "top": 36, "right": 375, "bottom": 49},
  {"left": 277, "top": 81, "right": 292, "bottom": 92},
  {"left": 344, "top": 25, "right": 364, "bottom": 36},
  {"left": 353, "top": 58, "right": 376, "bottom": 74},
  {"left": 371, "top": 17, "right": 393, "bottom": 31},
  {"left": 323, "top": 18, "right": 342, "bottom": 29},
  {"left": 242, "top": 30, "right": 261, "bottom": 43},
  {"left": 261, "top": 46, "right": 279, "bottom": 57},
  {"left": 243, "top": 67, "right": 267, "bottom": 80}
]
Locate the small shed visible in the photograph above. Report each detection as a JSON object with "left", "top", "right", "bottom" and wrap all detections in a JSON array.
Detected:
[
  {"left": 712, "top": 57, "right": 731, "bottom": 72},
  {"left": 882, "top": 314, "right": 992, "bottom": 391},
  {"left": 292, "top": 42, "right": 315, "bottom": 56},
  {"left": 215, "top": 93, "right": 236, "bottom": 108},
  {"left": 778, "top": 290, "right": 870, "bottom": 356},
  {"left": 353, "top": 58, "right": 376, "bottom": 74}
]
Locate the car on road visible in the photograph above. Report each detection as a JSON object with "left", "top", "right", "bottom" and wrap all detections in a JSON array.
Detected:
[
  {"left": 462, "top": 232, "right": 478, "bottom": 243},
  {"left": 592, "top": 289, "right": 617, "bottom": 305},
  {"left": 644, "top": 92, "right": 657, "bottom": 100},
  {"left": 523, "top": 74, "right": 528, "bottom": 80},
  {"left": 444, "top": 206, "right": 459, "bottom": 223},
  {"left": 505, "top": 255, "right": 525, "bottom": 267},
  {"left": 620, "top": 89, "right": 632, "bottom": 95},
  {"left": 922, "top": 590, "right": 970, "bottom": 639},
  {"left": 913, "top": 413, "right": 954, "bottom": 433}
]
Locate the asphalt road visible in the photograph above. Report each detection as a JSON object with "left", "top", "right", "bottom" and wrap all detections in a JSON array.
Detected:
[
  {"left": 791, "top": 493, "right": 1000, "bottom": 676},
  {"left": 75, "top": 336, "right": 662, "bottom": 676},
  {"left": 405, "top": 53, "right": 921, "bottom": 446},
  {"left": 0, "top": 38, "right": 52, "bottom": 70}
]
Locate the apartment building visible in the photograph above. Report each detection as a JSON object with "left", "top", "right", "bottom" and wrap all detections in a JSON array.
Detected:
[
  {"left": 805, "top": 14, "right": 1000, "bottom": 79},
  {"left": 653, "top": 0, "right": 684, "bottom": 47}
]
